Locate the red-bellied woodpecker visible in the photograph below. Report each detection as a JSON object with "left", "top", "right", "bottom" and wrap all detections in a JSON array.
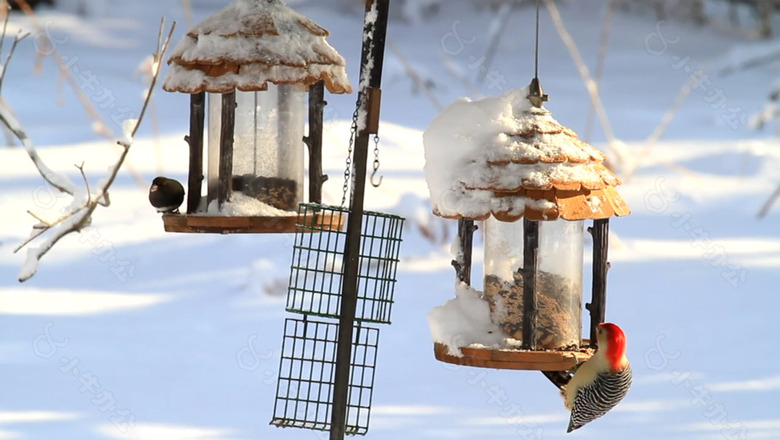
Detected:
[{"left": 563, "top": 322, "right": 632, "bottom": 433}]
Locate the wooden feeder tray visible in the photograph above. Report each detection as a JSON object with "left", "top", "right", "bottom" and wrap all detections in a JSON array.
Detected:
[
  {"left": 433, "top": 341, "right": 594, "bottom": 371},
  {"left": 161, "top": 212, "right": 345, "bottom": 234}
]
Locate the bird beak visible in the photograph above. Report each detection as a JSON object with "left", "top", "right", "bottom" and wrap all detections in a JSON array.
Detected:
[{"left": 150, "top": 184, "right": 158, "bottom": 192}]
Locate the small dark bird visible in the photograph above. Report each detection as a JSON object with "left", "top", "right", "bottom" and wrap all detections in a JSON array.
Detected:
[{"left": 149, "top": 177, "right": 184, "bottom": 214}]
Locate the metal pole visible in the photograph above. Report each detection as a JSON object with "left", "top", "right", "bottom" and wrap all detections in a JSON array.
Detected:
[
  {"left": 586, "top": 218, "right": 610, "bottom": 345},
  {"left": 330, "top": 1, "right": 389, "bottom": 439}
]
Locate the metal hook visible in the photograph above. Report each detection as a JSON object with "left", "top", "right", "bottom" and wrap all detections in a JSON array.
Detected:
[{"left": 370, "top": 168, "right": 383, "bottom": 187}]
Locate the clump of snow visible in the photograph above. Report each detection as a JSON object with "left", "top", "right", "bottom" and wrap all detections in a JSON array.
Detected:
[
  {"left": 19, "top": 248, "right": 41, "bottom": 283},
  {"left": 163, "top": 0, "right": 352, "bottom": 94},
  {"left": 120, "top": 118, "right": 137, "bottom": 145},
  {"left": 422, "top": 87, "right": 610, "bottom": 219},
  {"left": 205, "top": 192, "right": 295, "bottom": 216},
  {"left": 427, "top": 281, "right": 505, "bottom": 356}
]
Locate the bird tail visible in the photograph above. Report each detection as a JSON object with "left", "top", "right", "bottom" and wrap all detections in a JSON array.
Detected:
[{"left": 567, "top": 418, "right": 580, "bottom": 433}]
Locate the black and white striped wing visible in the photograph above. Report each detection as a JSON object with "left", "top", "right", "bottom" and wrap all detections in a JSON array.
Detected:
[{"left": 567, "top": 364, "right": 632, "bottom": 433}]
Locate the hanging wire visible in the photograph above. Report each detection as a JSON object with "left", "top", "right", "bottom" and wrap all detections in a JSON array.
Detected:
[
  {"left": 528, "top": 0, "right": 548, "bottom": 108},
  {"left": 534, "top": 0, "right": 540, "bottom": 79}
]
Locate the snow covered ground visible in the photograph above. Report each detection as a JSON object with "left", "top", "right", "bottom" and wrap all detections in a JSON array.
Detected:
[{"left": 1, "top": 0, "right": 779, "bottom": 439}]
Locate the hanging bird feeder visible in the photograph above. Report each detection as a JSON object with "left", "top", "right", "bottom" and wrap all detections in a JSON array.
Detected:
[
  {"left": 161, "top": 0, "right": 352, "bottom": 233},
  {"left": 423, "top": 82, "right": 630, "bottom": 377}
]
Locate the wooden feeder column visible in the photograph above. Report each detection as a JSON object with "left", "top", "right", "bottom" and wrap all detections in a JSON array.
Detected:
[
  {"left": 304, "top": 81, "right": 327, "bottom": 204},
  {"left": 186, "top": 92, "right": 205, "bottom": 214},
  {"left": 521, "top": 218, "right": 539, "bottom": 350},
  {"left": 218, "top": 91, "right": 236, "bottom": 209},
  {"left": 587, "top": 218, "right": 610, "bottom": 344}
]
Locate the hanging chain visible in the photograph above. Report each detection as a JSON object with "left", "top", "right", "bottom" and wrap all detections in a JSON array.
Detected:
[
  {"left": 370, "top": 134, "right": 382, "bottom": 188},
  {"left": 341, "top": 95, "right": 362, "bottom": 206}
]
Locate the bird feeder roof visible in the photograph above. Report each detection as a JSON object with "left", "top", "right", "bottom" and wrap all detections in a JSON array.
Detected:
[
  {"left": 423, "top": 88, "right": 630, "bottom": 222},
  {"left": 162, "top": 0, "right": 353, "bottom": 94}
]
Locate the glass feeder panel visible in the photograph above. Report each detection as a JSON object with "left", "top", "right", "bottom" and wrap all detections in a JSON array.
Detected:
[
  {"left": 231, "top": 86, "right": 305, "bottom": 212},
  {"left": 483, "top": 217, "right": 525, "bottom": 341},
  {"left": 206, "top": 93, "right": 222, "bottom": 210},
  {"left": 537, "top": 220, "right": 584, "bottom": 349}
]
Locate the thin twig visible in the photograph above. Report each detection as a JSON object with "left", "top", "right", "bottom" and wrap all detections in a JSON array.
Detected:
[
  {"left": 585, "top": 0, "right": 615, "bottom": 143},
  {"left": 130, "top": 18, "right": 174, "bottom": 140},
  {"left": 544, "top": 0, "right": 624, "bottom": 166},
  {"left": 439, "top": 53, "right": 484, "bottom": 99},
  {"left": 14, "top": 0, "right": 115, "bottom": 139},
  {"left": 0, "top": 101, "right": 77, "bottom": 195},
  {"left": 16, "top": 205, "right": 84, "bottom": 252},
  {"left": 757, "top": 184, "right": 780, "bottom": 219},
  {"left": 182, "top": 0, "right": 193, "bottom": 30},
  {"left": 74, "top": 161, "right": 91, "bottom": 203},
  {"left": 0, "top": 31, "right": 29, "bottom": 94},
  {"left": 0, "top": 4, "right": 10, "bottom": 60},
  {"left": 26, "top": 210, "right": 51, "bottom": 226},
  {"left": 478, "top": 0, "right": 516, "bottom": 85},
  {"left": 387, "top": 37, "right": 443, "bottom": 111},
  {"left": 623, "top": 72, "right": 697, "bottom": 181}
]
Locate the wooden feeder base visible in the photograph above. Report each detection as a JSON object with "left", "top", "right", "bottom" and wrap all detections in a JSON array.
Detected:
[
  {"left": 433, "top": 341, "right": 594, "bottom": 371},
  {"left": 161, "top": 212, "right": 345, "bottom": 234}
]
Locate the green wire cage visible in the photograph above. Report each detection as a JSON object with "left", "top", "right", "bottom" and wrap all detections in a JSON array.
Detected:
[
  {"left": 285, "top": 203, "right": 405, "bottom": 324},
  {"left": 271, "top": 203, "right": 404, "bottom": 435}
]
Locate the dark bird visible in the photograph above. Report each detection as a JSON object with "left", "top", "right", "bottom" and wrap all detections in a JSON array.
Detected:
[{"left": 149, "top": 177, "right": 184, "bottom": 214}]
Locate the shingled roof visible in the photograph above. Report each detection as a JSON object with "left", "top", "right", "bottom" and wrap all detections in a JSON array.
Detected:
[
  {"left": 424, "top": 89, "right": 630, "bottom": 222},
  {"left": 162, "top": 0, "right": 352, "bottom": 94}
]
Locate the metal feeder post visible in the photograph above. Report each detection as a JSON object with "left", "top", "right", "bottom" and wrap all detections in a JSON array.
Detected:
[{"left": 331, "top": 1, "right": 390, "bottom": 439}]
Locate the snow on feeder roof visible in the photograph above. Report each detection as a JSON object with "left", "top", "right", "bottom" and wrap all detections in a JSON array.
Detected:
[
  {"left": 423, "top": 87, "right": 630, "bottom": 222},
  {"left": 162, "top": 0, "right": 353, "bottom": 94}
]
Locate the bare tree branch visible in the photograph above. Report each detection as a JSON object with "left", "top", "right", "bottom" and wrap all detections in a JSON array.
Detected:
[
  {"left": 585, "top": 0, "right": 615, "bottom": 143},
  {"left": 439, "top": 53, "right": 484, "bottom": 99},
  {"left": 0, "top": 97, "right": 78, "bottom": 195},
  {"left": 5, "top": 18, "right": 178, "bottom": 282},
  {"left": 75, "top": 161, "right": 91, "bottom": 203},
  {"left": 14, "top": 0, "right": 114, "bottom": 139},
  {"left": 0, "top": 5, "right": 9, "bottom": 58},
  {"left": 545, "top": 0, "right": 626, "bottom": 168},
  {"left": 0, "top": 30, "right": 29, "bottom": 94},
  {"left": 622, "top": 74, "right": 697, "bottom": 181},
  {"left": 477, "top": 0, "right": 516, "bottom": 85},
  {"left": 15, "top": 0, "right": 149, "bottom": 189},
  {"left": 387, "top": 37, "right": 443, "bottom": 111},
  {"left": 758, "top": 184, "right": 780, "bottom": 218}
]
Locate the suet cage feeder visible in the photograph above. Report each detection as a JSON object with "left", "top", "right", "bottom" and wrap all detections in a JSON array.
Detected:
[
  {"left": 160, "top": 0, "right": 352, "bottom": 234},
  {"left": 427, "top": 85, "right": 630, "bottom": 375},
  {"left": 271, "top": 203, "right": 404, "bottom": 434}
]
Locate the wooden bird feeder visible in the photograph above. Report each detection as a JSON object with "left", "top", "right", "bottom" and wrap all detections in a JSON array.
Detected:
[
  {"left": 424, "top": 83, "right": 630, "bottom": 380},
  {"left": 161, "top": 0, "right": 352, "bottom": 234}
]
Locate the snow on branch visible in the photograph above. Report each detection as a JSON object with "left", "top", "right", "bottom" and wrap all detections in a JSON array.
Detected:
[{"left": 4, "top": 18, "right": 177, "bottom": 282}]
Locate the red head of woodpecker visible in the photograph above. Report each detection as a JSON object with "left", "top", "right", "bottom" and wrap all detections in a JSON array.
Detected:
[{"left": 563, "top": 322, "right": 632, "bottom": 433}]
